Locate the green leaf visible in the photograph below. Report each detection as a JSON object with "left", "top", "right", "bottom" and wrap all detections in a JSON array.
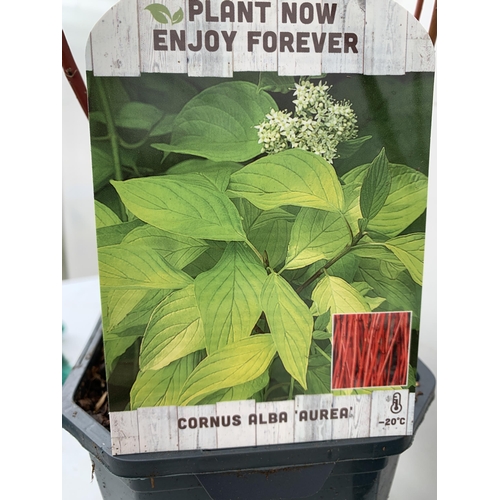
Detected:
[
  {"left": 102, "top": 289, "right": 148, "bottom": 332},
  {"left": 248, "top": 209, "right": 295, "bottom": 268},
  {"left": 194, "top": 242, "right": 267, "bottom": 354},
  {"left": 111, "top": 176, "right": 246, "bottom": 241},
  {"left": 166, "top": 159, "right": 242, "bottom": 191},
  {"left": 284, "top": 208, "right": 351, "bottom": 270},
  {"left": 336, "top": 135, "right": 372, "bottom": 159},
  {"left": 305, "top": 354, "right": 332, "bottom": 394},
  {"left": 103, "top": 288, "right": 171, "bottom": 335},
  {"left": 152, "top": 81, "right": 278, "bottom": 162},
  {"left": 103, "top": 331, "right": 143, "bottom": 375},
  {"left": 183, "top": 241, "right": 226, "bottom": 277},
  {"left": 171, "top": 7, "right": 184, "bottom": 24},
  {"left": 122, "top": 225, "right": 209, "bottom": 270},
  {"left": 228, "top": 149, "right": 344, "bottom": 212},
  {"left": 177, "top": 335, "right": 276, "bottom": 406},
  {"left": 91, "top": 145, "right": 115, "bottom": 191},
  {"left": 96, "top": 219, "right": 144, "bottom": 248},
  {"left": 130, "top": 352, "right": 202, "bottom": 410},
  {"left": 139, "top": 285, "right": 205, "bottom": 370},
  {"left": 384, "top": 233, "right": 425, "bottom": 286},
  {"left": 95, "top": 200, "right": 121, "bottom": 228},
  {"left": 359, "top": 148, "right": 391, "bottom": 220},
  {"left": 98, "top": 245, "right": 193, "bottom": 289},
  {"left": 310, "top": 275, "right": 371, "bottom": 319},
  {"left": 261, "top": 273, "right": 313, "bottom": 389},
  {"left": 145, "top": 4, "right": 172, "bottom": 24},
  {"left": 342, "top": 163, "right": 428, "bottom": 238},
  {"left": 150, "top": 113, "right": 176, "bottom": 136},
  {"left": 115, "top": 102, "right": 163, "bottom": 130},
  {"left": 257, "top": 73, "right": 296, "bottom": 93},
  {"left": 355, "top": 259, "right": 421, "bottom": 328},
  {"left": 196, "top": 371, "right": 269, "bottom": 405}
]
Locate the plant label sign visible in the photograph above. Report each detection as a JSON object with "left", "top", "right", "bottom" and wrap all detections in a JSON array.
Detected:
[{"left": 86, "top": 0, "right": 435, "bottom": 455}]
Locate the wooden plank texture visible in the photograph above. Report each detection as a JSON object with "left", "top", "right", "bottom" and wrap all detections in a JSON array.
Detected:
[
  {"left": 137, "top": 406, "right": 179, "bottom": 452},
  {"left": 321, "top": 0, "right": 365, "bottom": 74},
  {"left": 364, "top": 0, "right": 407, "bottom": 75},
  {"left": 186, "top": 0, "right": 234, "bottom": 77},
  {"left": 331, "top": 394, "right": 371, "bottom": 439},
  {"left": 233, "top": 0, "right": 278, "bottom": 72},
  {"left": 177, "top": 404, "right": 218, "bottom": 450},
  {"left": 405, "top": 12, "right": 435, "bottom": 72},
  {"left": 215, "top": 400, "right": 256, "bottom": 449},
  {"left": 90, "top": 0, "right": 141, "bottom": 76},
  {"left": 138, "top": 0, "right": 188, "bottom": 74},
  {"left": 294, "top": 394, "right": 334, "bottom": 443},
  {"left": 278, "top": 0, "right": 323, "bottom": 76},
  {"left": 110, "top": 410, "right": 140, "bottom": 455},
  {"left": 255, "top": 400, "right": 295, "bottom": 445}
]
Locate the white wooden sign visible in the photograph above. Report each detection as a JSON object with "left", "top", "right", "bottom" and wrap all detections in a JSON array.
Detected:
[{"left": 86, "top": 0, "right": 435, "bottom": 456}]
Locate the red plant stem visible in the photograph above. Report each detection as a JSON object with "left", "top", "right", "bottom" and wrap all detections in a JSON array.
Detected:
[
  {"left": 414, "top": 0, "right": 424, "bottom": 20},
  {"left": 429, "top": 0, "right": 437, "bottom": 45},
  {"left": 62, "top": 30, "right": 89, "bottom": 118}
]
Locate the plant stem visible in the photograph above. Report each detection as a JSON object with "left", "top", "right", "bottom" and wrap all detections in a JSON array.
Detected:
[
  {"left": 95, "top": 77, "right": 126, "bottom": 220},
  {"left": 313, "top": 342, "right": 332, "bottom": 363},
  {"left": 288, "top": 377, "right": 295, "bottom": 400},
  {"left": 295, "top": 230, "right": 366, "bottom": 295},
  {"left": 245, "top": 238, "right": 265, "bottom": 265}
]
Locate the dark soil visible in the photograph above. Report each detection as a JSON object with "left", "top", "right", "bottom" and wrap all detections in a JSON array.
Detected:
[{"left": 74, "top": 340, "right": 111, "bottom": 430}]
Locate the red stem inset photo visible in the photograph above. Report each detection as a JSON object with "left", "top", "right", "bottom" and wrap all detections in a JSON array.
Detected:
[{"left": 331, "top": 311, "right": 411, "bottom": 390}]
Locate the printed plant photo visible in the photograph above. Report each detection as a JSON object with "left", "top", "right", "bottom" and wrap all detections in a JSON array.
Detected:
[
  {"left": 87, "top": 70, "right": 433, "bottom": 411},
  {"left": 331, "top": 311, "right": 411, "bottom": 390}
]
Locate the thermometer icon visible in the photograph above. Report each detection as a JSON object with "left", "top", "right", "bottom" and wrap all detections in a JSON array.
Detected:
[{"left": 390, "top": 393, "right": 403, "bottom": 414}]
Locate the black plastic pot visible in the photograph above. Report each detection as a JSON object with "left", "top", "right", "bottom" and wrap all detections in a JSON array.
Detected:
[{"left": 62, "top": 321, "right": 435, "bottom": 500}]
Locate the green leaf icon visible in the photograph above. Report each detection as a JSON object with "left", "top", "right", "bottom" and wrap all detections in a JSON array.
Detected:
[
  {"left": 172, "top": 7, "right": 184, "bottom": 25},
  {"left": 145, "top": 4, "right": 173, "bottom": 24}
]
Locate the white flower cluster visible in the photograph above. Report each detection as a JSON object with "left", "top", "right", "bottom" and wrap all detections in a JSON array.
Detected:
[{"left": 256, "top": 80, "right": 358, "bottom": 163}]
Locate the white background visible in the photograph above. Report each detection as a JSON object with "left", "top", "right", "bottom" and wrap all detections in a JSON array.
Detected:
[{"left": 61, "top": 1, "right": 437, "bottom": 499}]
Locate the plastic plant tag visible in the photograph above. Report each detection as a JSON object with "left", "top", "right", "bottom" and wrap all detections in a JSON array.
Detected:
[{"left": 85, "top": 0, "right": 435, "bottom": 455}]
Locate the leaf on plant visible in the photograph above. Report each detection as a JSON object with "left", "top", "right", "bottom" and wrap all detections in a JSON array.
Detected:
[
  {"left": 196, "top": 371, "right": 269, "bottom": 405},
  {"left": 384, "top": 233, "right": 425, "bottom": 285},
  {"left": 228, "top": 149, "right": 344, "bottom": 212},
  {"left": 145, "top": 4, "right": 172, "bottom": 24},
  {"left": 104, "top": 288, "right": 172, "bottom": 335},
  {"left": 98, "top": 245, "right": 193, "bottom": 290},
  {"left": 284, "top": 208, "right": 351, "bottom": 270},
  {"left": 310, "top": 276, "right": 371, "bottom": 322},
  {"left": 96, "top": 219, "right": 144, "bottom": 248},
  {"left": 359, "top": 148, "right": 391, "bottom": 220},
  {"left": 130, "top": 352, "right": 202, "bottom": 410},
  {"left": 261, "top": 272, "right": 313, "bottom": 389},
  {"left": 336, "top": 135, "right": 372, "bottom": 159},
  {"left": 103, "top": 331, "right": 142, "bottom": 375},
  {"left": 177, "top": 335, "right": 276, "bottom": 406},
  {"left": 194, "top": 242, "right": 267, "bottom": 354},
  {"left": 150, "top": 113, "right": 177, "bottom": 136},
  {"left": 257, "top": 73, "right": 296, "bottom": 93},
  {"left": 152, "top": 81, "right": 278, "bottom": 162},
  {"left": 183, "top": 241, "right": 226, "bottom": 277},
  {"left": 139, "top": 284, "right": 205, "bottom": 370},
  {"left": 122, "top": 225, "right": 209, "bottom": 270},
  {"left": 248, "top": 209, "right": 295, "bottom": 268},
  {"left": 95, "top": 200, "right": 121, "bottom": 228},
  {"left": 305, "top": 354, "right": 332, "bottom": 394},
  {"left": 355, "top": 259, "right": 421, "bottom": 328},
  {"left": 115, "top": 102, "right": 163, "bottom": 130},
  {"left": 166, "top": 159, "right": 242, "bottom": 191},
  {"left": 111, "top": 176, "right": 246, "bottom": 241},
  {"left": 342, "top": 163, "right": 428, "bottom": 238}
]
